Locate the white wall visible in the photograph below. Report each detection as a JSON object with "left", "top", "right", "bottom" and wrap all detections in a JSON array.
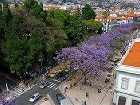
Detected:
[
  {"left": 114, "top": 91, "right": 140, "bottom": 105},
  {"left": 116, "top": 71, "right": 140, "bottom": 97},
  {"left": 117, "top": 20, "right": 128, "bottom": 25},
  {"left": 114, "top": 71, "right": 140, "bottom": 105}
]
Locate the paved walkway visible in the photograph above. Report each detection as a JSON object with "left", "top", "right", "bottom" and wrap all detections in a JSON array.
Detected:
[
  {"left": 39, "top": 101, "right": 51, "bottom": 105},
  {"left": 35, "top": 99, "right": 51, "bottom": 105},
  {"left": 35, "top": 94, "right": 55, "bottom": 105},
  {"left": 60, "top": 81, "right": 114, "bottom": 105}
]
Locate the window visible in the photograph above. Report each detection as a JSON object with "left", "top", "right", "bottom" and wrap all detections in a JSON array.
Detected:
[
  {"left": 132, "top": 100, "right": 140, "bottom": 105},
  {"left": 135, "top": 81, "right": 140, "bottom": 93},
  {"left": 118, "top": 96, "right": 126, "bottom": 105},
  {"left": 121, "top": 78, "right": 129, "bottom": 90}
]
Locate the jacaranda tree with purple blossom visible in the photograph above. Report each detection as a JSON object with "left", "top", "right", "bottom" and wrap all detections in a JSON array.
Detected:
[
  {"left": 56, "top": 43, "right": 111, "bottom": 78},
  {"left": 55, "top": 23, "right": 140, "bottom": 80},
  {"left": 0, "top": 96, "right": 4, "bottom": 105}
]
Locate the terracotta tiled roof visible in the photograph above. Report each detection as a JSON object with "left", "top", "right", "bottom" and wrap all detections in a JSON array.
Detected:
[
  {"left": 123, "top": 42, "right": 140, "bottom": 67},
  {"left": 95, "top": 16, "right": 104, "bottom": 19},
  {"left": 127, "top": 10, "right": 136, "bottom": 17},
  {"left": 106, "top": 16, "right": 116, "bottom": 20},
  {"left": 116, "top": 15, "right": 133, "bottom": 20}
]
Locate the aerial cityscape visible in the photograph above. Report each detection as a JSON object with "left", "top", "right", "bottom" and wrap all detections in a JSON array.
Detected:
[{"left": 0, "top": 0, "right": 140, "bottom": 105}]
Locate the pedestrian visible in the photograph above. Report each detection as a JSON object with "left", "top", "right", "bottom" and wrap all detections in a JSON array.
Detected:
[
  {"left": 84, "top": 101, "right": 87, "bottom": 105},
  {"left": 81, "top": 101, "right": 84, "bottom": 105},
  {"left": 66, "top": 86, "right": 68, "bottom": 91},
  {"left": 75, "top": 97, "right": 79, "bottom": 102},
  {"left": 98, "top": 88, "right": 101, "bottom": 93},
  {"left": 89, "top": 82, "right": 92, "bottom": 86},
  {"left": 86, "top": 92, "right": 89, "bottom": 98},
  {"left": 22, "top": 88, "right": 24, "bottom": 91},
  {"left": 64, "top": 86, "right": 68, "bottom": 92},
  {"left": 28, "top": 84, "right": 30, "bottom": 89},
  {"left": 79, "top": 85, "right": 82, "bottom": 90},
  {"left": 98, "top": 85, "right": 102, "bottom": 93}
]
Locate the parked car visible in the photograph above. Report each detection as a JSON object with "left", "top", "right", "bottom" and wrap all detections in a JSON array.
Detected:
[
  {"left": 48, "top": 70, "right": 64, "bottom": 78},
  {"left": 55, "top": 73, "right": 67, "bottom": 81},
  {"left": 29, "top": 93, "right": 41, "bottom": 102},
  {"left": 56, "top": 93, "right": 65, "bottom": 105},
  {"left": 55, "top": 69, "right": 69, "bottom": 80},
  {"left": 39, "top": 81, "right": 49, "bottom": 89}
]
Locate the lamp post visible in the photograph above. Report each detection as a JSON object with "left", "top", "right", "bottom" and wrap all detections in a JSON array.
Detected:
[{"left": 6, "top": 83, "right": 9, "bottom": 92}]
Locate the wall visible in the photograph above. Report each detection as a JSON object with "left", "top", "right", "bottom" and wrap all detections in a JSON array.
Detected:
[
  {"left": 116, "top": 71, "right": 140, "bottom": 97},
  {"left": 114, "top": 71, "right": 140, "bottom": 105}
]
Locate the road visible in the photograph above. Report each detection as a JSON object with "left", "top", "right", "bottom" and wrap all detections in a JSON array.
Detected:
[
  {"left": 13, "top": 78, "right": 65, "bottom": 105},
  {"left": 0, "top": 73, "right": 17, "bottom": 91}
]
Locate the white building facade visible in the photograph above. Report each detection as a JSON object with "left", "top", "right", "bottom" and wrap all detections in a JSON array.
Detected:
[{"left": 113, "top": 38, "right": 140, "bottom": 105}]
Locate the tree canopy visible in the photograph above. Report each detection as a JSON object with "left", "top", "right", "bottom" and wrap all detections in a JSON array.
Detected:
[
  {"left": 82, "top": 4, "right": 96, "bottom": 20},
  {"left": 0, "top": 1, "right": 103, "bottom": 77}
]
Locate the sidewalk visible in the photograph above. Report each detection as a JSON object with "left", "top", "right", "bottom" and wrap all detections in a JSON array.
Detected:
[
  {"left": 35, "top": 94, "right": 55, "bottom": 105},
  {"left": 35, "top": 98, "right": 51, "bottom": 105},
  {"left": 60, "top": 81, "right": 114, "bottom": 105},
  {"left": 40, "top": 101, "right": 51, "bottom": 105}
]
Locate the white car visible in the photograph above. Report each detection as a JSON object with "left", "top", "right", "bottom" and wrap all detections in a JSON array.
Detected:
[
  {"left": 39, "top": 82, "right": 49, "bottom": 89},
  {"left": 29, "top": 93, "right": 41, "bottom": 102}
]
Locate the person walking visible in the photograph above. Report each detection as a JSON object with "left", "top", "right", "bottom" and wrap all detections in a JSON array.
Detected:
[
  {"left": 86, "top": 92, "right": 89, "bottom": 98},
  {"left": 84, "top": 101, "right": 87, "bottom": 105},
  {"left": 81, "top": 101, "right": 84, "bottom": 105},
  {"left": 65, "top": 86, "right": 68, "bottom": 92},
  {"left": 22, "top": 88, "right": 24, "bottom": 91},
  {"left": 75, "top": 97, "right": 79, "bottom": 102}
]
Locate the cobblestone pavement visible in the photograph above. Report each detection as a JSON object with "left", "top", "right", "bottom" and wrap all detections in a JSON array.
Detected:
[{"left": 60, "top": 81, "right": 114, "bottom": 105}]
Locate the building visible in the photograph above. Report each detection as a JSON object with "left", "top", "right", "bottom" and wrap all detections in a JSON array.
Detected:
[
  {"left": 60, "top": 3, "right": 83, "bottom": 10},
  {"left": 43, "top": 3, "right": 60, "bottom": 10},
  {"left": 95, "top": 9, "right": 139, "bottom": 32},
  {"left": 113, "top": 37, "right": 140, "bottom": 105}
]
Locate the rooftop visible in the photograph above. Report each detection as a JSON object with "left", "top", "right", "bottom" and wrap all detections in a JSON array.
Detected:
[{"left": 123, "top": 42, "right": 140, "bottom": 67}]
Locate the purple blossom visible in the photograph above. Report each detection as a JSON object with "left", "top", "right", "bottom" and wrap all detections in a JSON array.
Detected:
[
  {"left": 0, "top": 96, "right": 4, "bottom": 105},
  {"left": 55, "top": 23, "right": 140, "bottom": 77}
]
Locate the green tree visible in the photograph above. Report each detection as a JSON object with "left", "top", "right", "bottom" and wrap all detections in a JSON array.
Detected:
[
  {"left": 83, "top": 19, "right": 103, "bottom": 34},
  {"left": 82, "top": 4, "right": 96, "bottom": 20},
  {"left": 0, "top": 1, "right": 103, "bottom": 76},
  {"left": 134, "top": 16, "right": 140, "bottom": 22},
  {"left": 43, "top": 18, "right": 68, "bottom": 65},
  {"left": 3, "top": 2, "right": 12, "bottom": 23},
  {"left": 1, "top": 8, "right": 45, "bottom": 76},
  {"left": 0, "top": 0, "right": 7, "bottom": 3},
  {"left": 23, "top": 0, "right": 47, "bottom": 22},
  {"left": 103, "top": 9, "right": 110, "bottom": 19},
  {"left": 47, "top": 9, "right": 69, "bottom": 22},
  {"left": 0, "top": 2, "right": 11, "bottom": 29},
  {"left": 64, "top": 15, "right": 88, "bottom": 46},
  {"left": 0, "top": 2, "right": 11, "bottom": 68}
]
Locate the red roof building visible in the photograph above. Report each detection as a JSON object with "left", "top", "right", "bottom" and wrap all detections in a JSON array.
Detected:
[{"left": 123, "top": 42, "right": 140, "bottom": 67}]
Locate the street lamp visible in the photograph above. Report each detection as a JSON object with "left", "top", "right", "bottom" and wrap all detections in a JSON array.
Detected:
[{"left": 6, "top": 83, "right": 9, "bottom": 92}]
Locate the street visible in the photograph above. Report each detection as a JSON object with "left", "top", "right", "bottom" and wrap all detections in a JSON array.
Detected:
[
  {"left": 0, "top": 73, "right": 17, "bottom": 91},
  {"left": 13, "top": 78, "right": 65, "bottom": 105}
]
